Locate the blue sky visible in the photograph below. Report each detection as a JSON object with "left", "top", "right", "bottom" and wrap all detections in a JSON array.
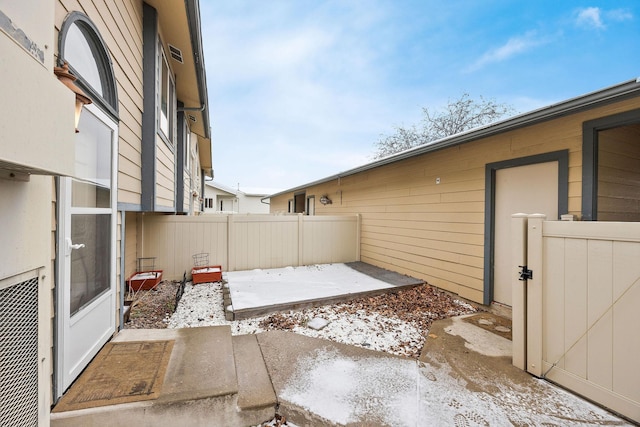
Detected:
[{"left": 200, "top": 1, "right": 639, "bottom": 191}]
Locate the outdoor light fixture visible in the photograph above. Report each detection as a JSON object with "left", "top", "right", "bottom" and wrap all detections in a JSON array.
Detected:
[
  {"left": 54, "top": 61, "right": 92, "bottom": 132},
  {"left": 319, "top": 194, "right": 332, "bottom": 205}
]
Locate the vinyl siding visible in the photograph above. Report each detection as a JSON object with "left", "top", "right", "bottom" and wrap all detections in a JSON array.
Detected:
[
  {"left": 271, "top": 97, "right": 640, "bottom": 303},
  {"left": 156, "top": 137, "right": 176, "bottom": 208}
]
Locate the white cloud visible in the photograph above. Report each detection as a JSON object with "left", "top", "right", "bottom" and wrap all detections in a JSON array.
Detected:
[
  {"left": 606, "top": 8, "right": 633, "bottom": 22},
  {"left": 576, "top": 7, "right": 605, "bottom": 29},
  {"left": 575, "top": 7, "right": 633, "bottom": 30},
  {"left": 466, "top": 31, "right": 546, "bottom": 72}
]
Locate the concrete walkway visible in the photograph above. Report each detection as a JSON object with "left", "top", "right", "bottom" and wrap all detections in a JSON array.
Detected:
[
  {"left": 51, "top": 314, "right": 634, "bottom": 426},
  {"left": 260, "top": 314, "right": 633, "bottom": 426},
  {"left": 51, "top": 327, "right": 277, "bottom": 427}
]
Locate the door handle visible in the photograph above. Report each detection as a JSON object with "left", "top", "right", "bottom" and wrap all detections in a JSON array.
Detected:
[{"left": 66, "top": 238, "right": 86, "bottom": 256}]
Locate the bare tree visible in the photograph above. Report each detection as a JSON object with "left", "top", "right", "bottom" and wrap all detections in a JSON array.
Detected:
[{"left": 373, "top": 93, "right": 515, "bottom": 159}]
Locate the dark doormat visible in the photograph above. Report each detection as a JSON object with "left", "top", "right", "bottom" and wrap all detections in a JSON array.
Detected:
[
  {"left": 463, "top": 313, "right": 512, "bottom": 341},
  {"left": 53, "top": 340, "right": 174, "bottom": 413}
]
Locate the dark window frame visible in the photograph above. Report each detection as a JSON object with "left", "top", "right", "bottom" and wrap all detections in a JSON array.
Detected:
[
  {"left": 582, "top": 108, "right": 640, "bottom": 221},
  {"left": 58, "top": 11, "right": 118, "bottom": 121}
]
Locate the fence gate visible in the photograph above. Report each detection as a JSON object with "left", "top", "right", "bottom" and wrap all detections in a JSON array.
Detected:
[{"left": 512, "top": 214, "right": 640, "bottom": 423}]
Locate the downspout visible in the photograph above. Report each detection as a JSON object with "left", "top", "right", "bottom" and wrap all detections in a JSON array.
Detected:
[
  {"left": 260, "top": 196, "right": 270, "bottom": 205},
  {"left": 119, "top": 210, "right": 126, "bottom": 330},
  {"left": 200, "top": 169, "right": 206, "bottom": 213}
]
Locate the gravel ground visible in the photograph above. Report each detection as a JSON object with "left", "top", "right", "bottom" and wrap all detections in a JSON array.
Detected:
[{"left": 126, "top": 277, "right": 479, "bottom": 359}]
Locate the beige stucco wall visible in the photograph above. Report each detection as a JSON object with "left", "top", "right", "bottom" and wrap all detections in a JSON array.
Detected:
[
  {"left": 0, "top": 1, "right": 76, "bottom": 424},
  {"left": 0, "top": 176, "right": 54, "bottom": 426},
  {"left": 271, "top": 97, "right": 640, "bottom": 303}
]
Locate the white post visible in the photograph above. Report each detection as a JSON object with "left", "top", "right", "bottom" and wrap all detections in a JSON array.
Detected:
[
  {"left": 511, "top": 213, "right": 528, "bottom": 370},
  {"left": 297, "top": 213, "right": 304, "bottom": 267},
  {"left": 526, "top": 213, "right": 546, "bottom": 377},
  {"left": 227, "top": 214, "right": 235, "bottom": 272},
  {"left": 356, "top": 214, "right": 362, "bottom": 262}
]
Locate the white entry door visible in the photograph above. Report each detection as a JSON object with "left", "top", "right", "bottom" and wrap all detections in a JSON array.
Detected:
[
  {"left": 493, "top": 161, "right": 558, "bottom": 306},
  {"left": 56, "top": 105, "right": 117, "bottom": 397}
]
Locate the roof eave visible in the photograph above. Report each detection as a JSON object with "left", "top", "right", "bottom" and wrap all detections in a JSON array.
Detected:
[
  {"left": 269, "top": 78, "right": 640, "bottom": 199},
  {"left": 185, "top": 0, "right": 211, "bottom": 141}
]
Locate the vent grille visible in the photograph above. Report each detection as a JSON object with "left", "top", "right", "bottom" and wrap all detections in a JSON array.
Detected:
[
  {"left": 168, "top": 44, "right": 184, "bottom": 63},
  {"left": 0, "top": 276, "right": 39, "bottom": 427}
]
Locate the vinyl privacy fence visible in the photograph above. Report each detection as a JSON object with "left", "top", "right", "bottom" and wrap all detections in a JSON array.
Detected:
[
  {"left": 512, "top": 215, "right": 640, "bottom": 423},
  {"left": 141, "top": 214, "right": 361, "bottom": 280}
]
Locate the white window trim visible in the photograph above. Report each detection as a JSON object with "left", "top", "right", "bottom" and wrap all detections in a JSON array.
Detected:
[{"left": 158, "top": 43, "right": 175, "bottom": 147}]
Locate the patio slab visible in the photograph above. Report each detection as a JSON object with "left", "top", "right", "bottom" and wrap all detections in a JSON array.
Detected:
[{"left": 224, "top": 262, "right": 424, "bottom": 320}]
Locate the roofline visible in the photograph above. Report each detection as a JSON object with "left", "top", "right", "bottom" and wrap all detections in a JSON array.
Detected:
[
  {"left": 205, "top": 181, "right": 238, "bottom": 195},
  {"left": 243, "top": 192, "right": 272, "bottom": 197},
  {"left": 185, "top": 0, "right": 211, "bottom": 140},
  {"left": 269, "top": 78, "right": 640, "bottom": 199},
  {"left": 205, "top": 180, "right": 276, "bottom": 197}
]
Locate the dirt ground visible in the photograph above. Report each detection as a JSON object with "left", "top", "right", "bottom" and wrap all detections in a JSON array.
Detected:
[{"left": 124, "top": 280, "right": 181, "bottom": 329}]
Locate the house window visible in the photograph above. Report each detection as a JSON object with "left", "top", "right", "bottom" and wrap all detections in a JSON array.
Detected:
[
  {"left": 288, "top": 199, "right": 294, "bottom": 213},
  {"left": 306, "top": 196, "right": 315, "bottom": 215},
  {"left": 159, "top": 46, "right": 175, "bottom": 144},
  {"left": 57, "top": 12, "right": 117, "bottom": 117},
  {"left": 294, "top": 192, "right": 306, "bottom": 213},
  {"left": 596, "top": 123, "right": 640, "bottom": 221},
  {"left": 204, "top": 198, "right": 213, "bottom": 209},
  {"left": 582, "top": 109, "right": 640, "bottom": 221},
  {"left": 184, "top": 129, "right": 191, "bottom": 169}
]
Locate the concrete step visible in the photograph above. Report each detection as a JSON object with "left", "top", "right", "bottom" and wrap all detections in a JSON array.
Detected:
[
  {"left": 232, "top": 334, "right": 277, "bottom": 412},
  {"left": 50, "top": 326, "right": 275, "bottom": 427}
]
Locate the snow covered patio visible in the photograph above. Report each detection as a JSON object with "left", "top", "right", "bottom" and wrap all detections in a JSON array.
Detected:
[{"left": 223, "top": 262, "right": 424, "bottom": 320}]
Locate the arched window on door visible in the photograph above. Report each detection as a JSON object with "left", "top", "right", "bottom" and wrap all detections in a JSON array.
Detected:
[{"left": 58, "top": 12, "right": 118, "bottom": 119}]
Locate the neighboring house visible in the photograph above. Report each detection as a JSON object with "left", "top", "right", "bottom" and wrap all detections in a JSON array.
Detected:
[
  {"left": 203, "top": 181, "right": 276, "bottom": 214},
  {"left": 270, "top": 81, "right": 640, "bottom": 307},
  {"left": 0, "top": 1, "right": 212, "bottom": 425}
]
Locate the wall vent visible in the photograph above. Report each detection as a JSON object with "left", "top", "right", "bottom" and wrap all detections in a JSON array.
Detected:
[
  {"left": 0, "top": 274, "right": 39, "bottom": 426},
  {"left": 168, "top": 44, "right": 184, "bottom": 63}
]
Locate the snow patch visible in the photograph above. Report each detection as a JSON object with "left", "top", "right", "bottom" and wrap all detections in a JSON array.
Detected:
[
  {"left": 306, "top": 317, "right": 329, "bottom": 330},
  {"left": 444, "top": 317, "right": 511, "bottom": 357}
]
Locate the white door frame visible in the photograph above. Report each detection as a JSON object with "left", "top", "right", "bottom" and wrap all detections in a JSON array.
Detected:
[{"left": 55, "top": 103, "right": 118, "bottom": 398}]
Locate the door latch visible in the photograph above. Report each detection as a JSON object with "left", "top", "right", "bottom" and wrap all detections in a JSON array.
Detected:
[
  {"left": 519, "top": 265, "right": 533, "bottom": 281},
  {"left": 66, "top": 237, "right": 86, "bottom": 256}
]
